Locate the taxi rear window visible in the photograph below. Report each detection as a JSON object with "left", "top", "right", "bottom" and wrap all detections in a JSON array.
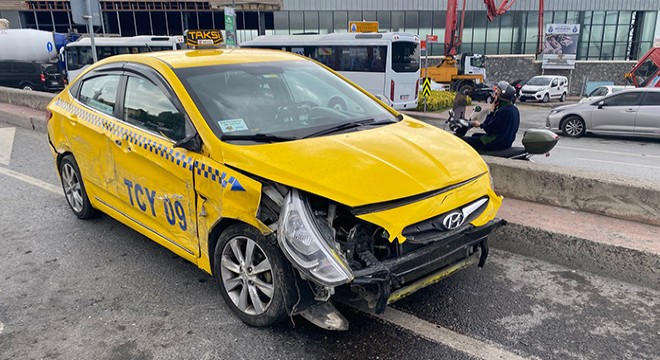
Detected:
[{"left": 79, "top": 75, "right": 120, "bottom": 116}]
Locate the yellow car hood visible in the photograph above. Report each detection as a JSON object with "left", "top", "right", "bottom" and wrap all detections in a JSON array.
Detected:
[{"left": 221, "top": 118, "right": 488, "bottom": 208}]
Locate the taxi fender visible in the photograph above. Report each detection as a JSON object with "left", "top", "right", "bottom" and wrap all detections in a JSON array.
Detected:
[{"left": 193, "top": 161, "right": 271, "bottom": 274}]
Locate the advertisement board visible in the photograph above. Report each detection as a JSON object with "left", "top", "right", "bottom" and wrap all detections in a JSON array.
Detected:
[{"left": 542, "top": 24, "right": 580, "bottom": 69}]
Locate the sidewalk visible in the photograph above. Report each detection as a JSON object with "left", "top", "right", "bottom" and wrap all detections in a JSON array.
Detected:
[
  {"left": 0, "top": 102, "right": 48, "bottom": 132},
  {"left": 495, "top": 197, "right": 660, "bottom": 289}
]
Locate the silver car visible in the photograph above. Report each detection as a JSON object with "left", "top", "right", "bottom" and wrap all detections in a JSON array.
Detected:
[{"left": 546, "top": 88, "right": 660, "bottom": 138}]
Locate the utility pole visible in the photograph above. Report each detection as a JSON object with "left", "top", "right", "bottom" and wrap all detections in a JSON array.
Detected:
[{"left": 84, "top": 0, "right": 98, "bottom": 62}]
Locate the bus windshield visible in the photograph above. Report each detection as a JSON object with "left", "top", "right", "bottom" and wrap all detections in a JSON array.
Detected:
[{"left": 392, "top": 41, "right": 420, "bottom": 73}]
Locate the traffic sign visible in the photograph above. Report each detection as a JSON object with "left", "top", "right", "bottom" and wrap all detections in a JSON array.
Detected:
[
  {"left": 420, "top": 40, "right": 427, "bottom": 51},
  {"left": 426, "top": 34, "right": 439, "bottom": 42},
  {"left": 422, "top": 77, "right": 432, "bottom": 98},
  {"left": 348, "top": 21, "right": 379, "bottom": 33}
]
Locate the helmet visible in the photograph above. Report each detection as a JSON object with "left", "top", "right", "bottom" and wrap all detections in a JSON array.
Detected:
[{"left": 495, "top": 81, "right": 516, "bottom": 101}]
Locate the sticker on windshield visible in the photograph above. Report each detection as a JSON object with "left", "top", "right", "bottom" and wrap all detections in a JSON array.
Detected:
[{"left": 218, "top": 119, "right": 248, "bottom": 132}]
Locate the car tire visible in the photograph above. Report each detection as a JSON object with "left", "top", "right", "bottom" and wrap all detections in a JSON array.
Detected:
[
  {"left": 59, "top": 154, "right": 97, "bottom": 219},
  {"left": 560, "top": 93, "right": 566, "bottom": 102},
  {"left": 519, "top": 97, "right": 526, "bottom": 102},
  {"left": 458, "top": 84, "right": 473, "bottom": 95},
  {"left": 542, "top": 93, "right": 550, "bottom": 103},
  {"left": 20, "top": 82, "right": 34, "bottom": 91},
  {"left": 328, "top": 96, "right": 348, "bottom": 111},
  {"left": 561, "top": 116, "right": 586, "bottom": 138},
  {"left": 214, "top": 223, "right": 298, "bottom": 327}
]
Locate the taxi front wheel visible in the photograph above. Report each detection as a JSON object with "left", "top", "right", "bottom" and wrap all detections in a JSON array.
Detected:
[
  {"left": 59, "top": 155, "right": 97, "bottom": 219},
  {"left": 214, "top": 224, "right": 297, "bottom": 327}
]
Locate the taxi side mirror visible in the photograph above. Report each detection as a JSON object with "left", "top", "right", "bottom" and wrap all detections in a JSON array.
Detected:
[{"left": 174, "top": 132, "right": 202, "bottom": 152}]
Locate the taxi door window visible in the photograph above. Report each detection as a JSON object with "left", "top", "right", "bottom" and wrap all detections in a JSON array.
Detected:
[
  {"left": 123, "top": 76, "right": 186, "bottom": 141},
  {"left": 78, "top": 75, "right": 120, "bottom": 116}
]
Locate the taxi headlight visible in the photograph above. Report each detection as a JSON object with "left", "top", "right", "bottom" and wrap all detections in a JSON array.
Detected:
[
  {"left": 278, "top": 189, "right": 354, "bottom": 287},
  {"left": 549, "top": 108, "right": 564, "bottom": 115}
]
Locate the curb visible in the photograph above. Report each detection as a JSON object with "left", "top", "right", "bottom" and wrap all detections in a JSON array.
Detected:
[
  {"left": 492, "top": 223, "right": 659, "bottom": 290},
  {"left": 0, "top": 108, "right": 48, "bottom": 132},
  {"left": 484, "top": 156, "right": 660, "bottom": 227}
]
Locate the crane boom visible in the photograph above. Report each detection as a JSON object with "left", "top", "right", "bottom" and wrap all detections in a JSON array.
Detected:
[{"left": 423, "top": 0, "right": 544, "bottom": 94}]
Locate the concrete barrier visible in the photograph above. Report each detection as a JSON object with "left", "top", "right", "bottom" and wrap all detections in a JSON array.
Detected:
[
  {"left": 484, "top": 156, "right": 660, "bottom": 227},
  {"left": 0, "top": 86, "right": 55, "bottom": 111}
]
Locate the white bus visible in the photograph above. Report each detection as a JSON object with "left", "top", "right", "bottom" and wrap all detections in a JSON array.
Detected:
[
  {"left": 63, "top": 35, "right": 184, "bottom": 82},
  {"left": 241, "top": 32, "right": 421, "bottom": 110}
]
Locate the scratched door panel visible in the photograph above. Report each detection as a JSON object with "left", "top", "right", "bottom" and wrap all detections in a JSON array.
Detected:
[{"left": 107, "top": 75, "right": 200, "bottom": 259}]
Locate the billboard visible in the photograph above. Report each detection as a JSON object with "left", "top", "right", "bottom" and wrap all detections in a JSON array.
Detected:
[{"left": 542, "top": 24, "right": 580, "bottom": 69}]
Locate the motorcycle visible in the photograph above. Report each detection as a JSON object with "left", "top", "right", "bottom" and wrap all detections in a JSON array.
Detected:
[{"left": 446, "top": 105, "right": 559, "bottom": 161}]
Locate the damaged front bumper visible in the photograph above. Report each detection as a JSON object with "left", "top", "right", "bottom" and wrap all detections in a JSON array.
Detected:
[{"left": 335, "top": 219, "right": 505, "bottom": 313}]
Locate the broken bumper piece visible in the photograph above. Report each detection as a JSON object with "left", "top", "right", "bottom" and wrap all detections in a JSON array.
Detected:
[{"left": 335, "top": 219, "right": 505, "bottom": 314}]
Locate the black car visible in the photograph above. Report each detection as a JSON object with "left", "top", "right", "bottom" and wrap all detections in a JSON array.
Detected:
[
  {"left": 470, "top": 82, "right": 495, "bottom": 103},
  {"left": 0, "top": 61, "right": 66, "bottom": 92}
]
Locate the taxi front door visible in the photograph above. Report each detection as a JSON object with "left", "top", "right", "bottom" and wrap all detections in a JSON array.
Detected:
[{"left": 107, "top": 74, "right": 200, "bottom": 260}]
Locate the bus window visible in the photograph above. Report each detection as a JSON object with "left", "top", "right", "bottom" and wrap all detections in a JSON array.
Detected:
[
  {"left": 392, "top": 42, "right": 420, "bottom": 73},
  {"left": 67, "top": 47, "right": 94, "bottom": 71}
]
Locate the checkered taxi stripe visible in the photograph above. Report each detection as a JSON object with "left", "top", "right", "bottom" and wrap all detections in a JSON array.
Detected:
[{"left": 54, "top": 98, "right": 245, "bottom": 191}]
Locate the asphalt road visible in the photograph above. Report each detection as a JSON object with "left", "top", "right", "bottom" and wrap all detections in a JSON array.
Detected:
[
  {"left": 426, "top": 101, "right": 660, "bottom": 182},
  {"left": 1, "top": 123, "right": 659, "bottom": 360}
]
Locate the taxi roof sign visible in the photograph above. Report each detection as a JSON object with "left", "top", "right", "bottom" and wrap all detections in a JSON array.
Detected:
[
  {"left": 185, "top": 29, "right": 224, "bottom": 47},
  {"left": 349, "top": 21, "right": 379, "bottom": 33}
]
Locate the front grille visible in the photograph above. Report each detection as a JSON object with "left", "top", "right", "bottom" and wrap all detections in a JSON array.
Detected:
[
  {"left": 522, "top": 90, "right": 537, "bottom": 94},
  {"left": 401, "top": 197, "right": 489, "bottom": 244}
]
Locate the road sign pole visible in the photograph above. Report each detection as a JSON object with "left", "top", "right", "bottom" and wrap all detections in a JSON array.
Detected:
[{"left": 84, "top": 0, "right": 97, "bottom": 62}]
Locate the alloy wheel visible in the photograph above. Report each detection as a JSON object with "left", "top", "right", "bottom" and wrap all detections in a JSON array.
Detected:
[
  {"left": 61, "top": 163, "right": 84, "bottom": 213},
  {"left": 220, "top": 236, "right": 275, "bottom": 315}
]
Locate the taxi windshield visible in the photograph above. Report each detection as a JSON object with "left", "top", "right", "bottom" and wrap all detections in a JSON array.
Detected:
[{"left": 175, "top": 60, "right": 395, "bottom": 143}]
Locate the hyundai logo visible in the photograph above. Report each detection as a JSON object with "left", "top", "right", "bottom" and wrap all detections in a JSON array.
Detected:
[{"left": 442, "top": 212, "right": 465, "bottom": 230}]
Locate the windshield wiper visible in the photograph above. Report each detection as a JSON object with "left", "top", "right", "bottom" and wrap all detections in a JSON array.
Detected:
[
  {"left": 303, "top": 118, "right": 396, "bottom": 139},
  {"left": 220, "top": 133, "right": 297, "bottom": 143}
]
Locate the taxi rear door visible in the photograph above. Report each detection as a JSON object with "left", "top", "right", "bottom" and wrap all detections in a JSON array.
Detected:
[{"left": 107, "top": 68, "right": 201, "bottom": 260}]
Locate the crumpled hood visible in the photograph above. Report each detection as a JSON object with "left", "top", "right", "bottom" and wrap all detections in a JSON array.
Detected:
[{"left": 221, "top": 117, "right": 488, "bottom": 208}]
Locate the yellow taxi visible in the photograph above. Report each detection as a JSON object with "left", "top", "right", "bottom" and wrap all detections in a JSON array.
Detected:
[{"left": 47, "top": 45, "right": 503, "bottom": 330}]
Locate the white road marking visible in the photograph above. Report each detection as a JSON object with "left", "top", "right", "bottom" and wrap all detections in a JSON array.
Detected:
[
  {"left": 0, "top": 166, "right": 61, "bottom": 194},
  {"left": 576, "top": 157, "right": 660, "bottom": 170},
  {"left": 375, "top": 307, "right": 532, "bottom": 360},
  {"left": 556, "top": 145, "right": 660, "bottom": 159},
  {"left": 0, "top": 127, "right": 16, "bottom": 165},
  {"left": 0, "top": 320, "right": 4, "bottom": 335}
]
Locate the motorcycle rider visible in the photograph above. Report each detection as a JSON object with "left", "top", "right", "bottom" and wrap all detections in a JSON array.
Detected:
[{"left": 462, "top": 81, "right": 520, "bottom": 151}]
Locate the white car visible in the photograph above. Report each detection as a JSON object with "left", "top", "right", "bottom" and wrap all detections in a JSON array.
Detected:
[
  {"left": 519, "top": 75, "right": 568, "bottom": 103},
  {"left": 578, "top": 85, "right": 634, "bottom": 104}
]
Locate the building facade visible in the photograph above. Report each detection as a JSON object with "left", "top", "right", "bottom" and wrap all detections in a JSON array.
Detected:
[{"left": 0, "top": 0, "right": 657, "bottom": 60}]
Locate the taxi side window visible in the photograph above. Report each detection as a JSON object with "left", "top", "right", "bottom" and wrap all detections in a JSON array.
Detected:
[
  {"left": 123, "top": 76, "right": 186, "bottom": 141},
  {"left": 79, "top": 75, "right": 120, "bottom": 116}
]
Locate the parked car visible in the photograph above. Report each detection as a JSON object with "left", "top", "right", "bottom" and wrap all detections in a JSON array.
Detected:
[
  {"left": 470, "top": 82, "right": 495, "bottom": 103},
  {"left": 578, "top": 85, "right": 634, "bottom": 104},
  {"left": 510, "top": 79, "right": 528, "bottom": 98},
  {"left": 546, "top": 88, "right": 660, "bottom": 138},
  {"left": 0, "top": 60, "right": 66, "bottom": 91},
  {"left": 519, "top": 75, "right": 568, "bottom": 103}
]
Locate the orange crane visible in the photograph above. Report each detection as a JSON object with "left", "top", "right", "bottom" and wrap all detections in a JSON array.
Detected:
[{"left": 422, "top": 0, "right": 544, "bottom": 94}]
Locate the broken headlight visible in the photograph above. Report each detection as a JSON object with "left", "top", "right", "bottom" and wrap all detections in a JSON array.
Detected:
[{"left": 278, "top": 189, "right": 354, "bottom": 287}]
